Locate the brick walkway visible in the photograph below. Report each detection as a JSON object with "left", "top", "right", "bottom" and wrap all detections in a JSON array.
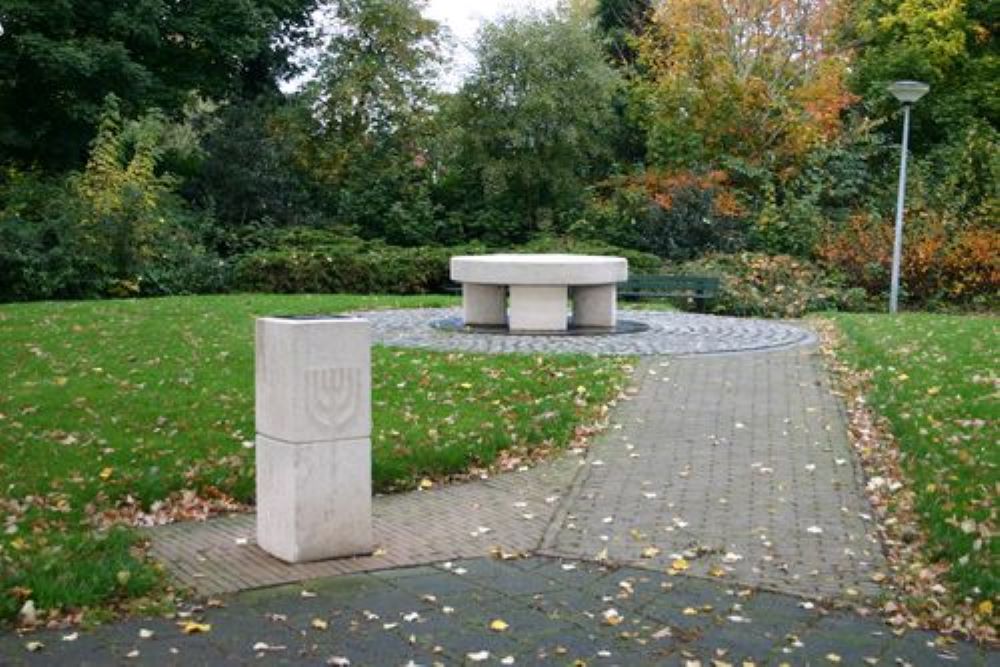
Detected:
[
  {"left": 150, "top": 454, "right": 581, "bottom": 595},
  {"left": 149, "top": 342, "right": 882, "bottom": 601},
  {"left": 541, "top": 348, "right": 885, "bottom": 599}
]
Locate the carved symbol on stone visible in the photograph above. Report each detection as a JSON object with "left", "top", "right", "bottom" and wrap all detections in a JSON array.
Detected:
[{"left": 304, "top": 367, "right": 363, "bottom": 431}]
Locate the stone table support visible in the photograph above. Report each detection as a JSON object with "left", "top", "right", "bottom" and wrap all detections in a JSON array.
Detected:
[{"left": 451, "top": 254, "right": 627, "bottom": 333}]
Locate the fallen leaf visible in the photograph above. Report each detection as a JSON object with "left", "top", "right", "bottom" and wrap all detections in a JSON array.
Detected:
[
  {"left": 179, "top": 621, "right": 211, "bottom": 635},
  {"left": 467, "top": 650, "right": 490, "bottom": 662},
  {"left": 311, "top": 618, "right": 329, "bottom": 631},
  {"left": 252, "top": 642, "right": 286, "bottom": 652},
  {"left": 641, "top": 546, "right": 661, "bottom": 559},
  {"left": 489, "top": 619, "right": 509, "bottom": 632},
  {"left": 25, "top": 641, "right": 44, "bottom": 652},
  {"left": 671, "top": 558, "right": 690, "bottom": 572}
]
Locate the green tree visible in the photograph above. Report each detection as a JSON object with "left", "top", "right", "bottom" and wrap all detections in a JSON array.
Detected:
[
  {"left": 290, "top": 0, "right": 443, "bottom": 244},
  {"left": 849, "top": 0, "right": 998, "bottom": 147},
  {"left": 0, "top": 0, "right": 317, "bottom": 170},
  {"left": 594, "top": 0, "right": 652, "bottom": 66},
  {"left": 441, "top": 10, "right": 621, "bottom": 243}
]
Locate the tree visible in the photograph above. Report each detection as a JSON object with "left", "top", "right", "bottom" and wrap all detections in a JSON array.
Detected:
[
  {"left": 594, "top": 0, "right": 652, "bottom": 66},
  {"left": 635, "top": 0, "right": 856, "bottom": 173},
  {"left": 849, "top": 0, "right": 998, "bottom": 148},
  {"left": 290, "top": 0, "right": 444, "bottom": 244},
  {"left": 0, "top": 0, "right": 317, "bottom": 170},
  {"left": 189, "top": 100, "right": 326, "bottom": 242},
  {"left": 441, "top": 10, "right": 621, "bottom": 243}
]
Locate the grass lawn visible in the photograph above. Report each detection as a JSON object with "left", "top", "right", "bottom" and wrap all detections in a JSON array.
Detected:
[
  {"left": 828, "top": 313, "right": 998, "bottom": 605},
  {"left": 0, "top": 294, "right": 631, "bottom": 623}
]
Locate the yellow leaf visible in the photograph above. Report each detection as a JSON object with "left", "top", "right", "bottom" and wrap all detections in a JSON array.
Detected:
[
  {"left": 99, "top": 467, "right": 113, "bottom": 481},
  {"left": 311, "top": 618, "right": 329, "bottom": 631},
  {"left": 641, "top": 546, "right": 661, "bottom": 559},
  {"left": 10, "top": 537, "right": 26, "bottom": 551},
  {"left": 418, "top": 478, "right": 434, "bottom": 490},
  {"left": 826, "top": 654, "right": 841, "bottom": 663},
  {"left": 708, "top": 565, "right": 727, "bottom": 578},
  {"left": 489, "top": 619, "right": 509, "bottom": 632},
  {"left": 671, "top": 558, "right": 690, "bottom": 572},
  {"left": 459, "top": 382, "right": 473, "bottom": 389},
  {"left": 682, "top": 607, "right": 698, "bottom": 616},
  {"left": 978, "top": 600, "right": 993, "bottom": 616},
  {"left": 54, "top": 377, "right": 68, "bottom": 386},
  {"left": 180, "top": 622, "right": 211, "bottom": 635}
]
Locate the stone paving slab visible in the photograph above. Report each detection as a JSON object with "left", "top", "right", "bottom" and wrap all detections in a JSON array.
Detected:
[
  {"left": 148, "top": 454, "right": 582, "bottom": 596},
  {"left": 541, "top": 346, "right": 886, "bottom": 599},
  {"left": 1, "top": 557, "right": 992, "bottom": 666},
  {"left": 352, "top": 308, "right": 815, "bottom": 356}
]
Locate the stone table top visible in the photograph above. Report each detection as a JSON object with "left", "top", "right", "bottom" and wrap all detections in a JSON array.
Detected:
[{"left": 450, "top": 254, "right": 628, "bottom": 286}]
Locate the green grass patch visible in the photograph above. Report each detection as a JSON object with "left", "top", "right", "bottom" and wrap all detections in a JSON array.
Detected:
[
  {"left": 827, "top": 313, "right": 998, "bottom": 601},
  {"left": 0, "top": 294, "right": 631, "bottom": 622}
]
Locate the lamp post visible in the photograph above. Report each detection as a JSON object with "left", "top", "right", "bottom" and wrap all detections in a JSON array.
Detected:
[{"left": 887, "top": 80, "right": 929, "bottom": 314}]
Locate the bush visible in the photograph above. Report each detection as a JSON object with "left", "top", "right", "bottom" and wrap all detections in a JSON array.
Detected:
[
  {"left": 817, "top": 210, "right": 1000, "bottom": 307},
  {"left": 516, "top": 236, "right": 662, "bottom": 274},
  {"left": 0, "top": 170, "right": 106, "bottom": 301},
  {"left": 231, "top": 234, "right": 658, "bottom": 296},
  {"left": 574, "top": 170, "right": 751, "bottom": 260},
  {"left": 671, "top": 252, "right": 871, "bottom": 318},
  {"left": 232, "top": 243, "right": 455, "bottom": 294}
]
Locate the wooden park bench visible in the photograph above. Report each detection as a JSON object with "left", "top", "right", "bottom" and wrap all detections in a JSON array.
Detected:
[{"left": 617, "top": 275, "right": 721, "bottom": 312}]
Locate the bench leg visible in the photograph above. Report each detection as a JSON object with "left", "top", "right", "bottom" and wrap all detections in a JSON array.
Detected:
[
  {"left": 509, "top": 285, "right": 568, "bottom": 332},
  {"left": 572, "top": 284, "right": 617, "bottom": 328},
  {"left": 462, "top": 283, "right": 506, "bottom": 326}
]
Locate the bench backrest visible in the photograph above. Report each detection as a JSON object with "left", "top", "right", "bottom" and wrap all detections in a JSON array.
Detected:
[{"left": 619, "top": 275, "right": 720, "bottom": 296}]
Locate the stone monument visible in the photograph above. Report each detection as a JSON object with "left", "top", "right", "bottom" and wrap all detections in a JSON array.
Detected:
[{"left": 255, "top": 315, "right": 373, "bottom": 563}]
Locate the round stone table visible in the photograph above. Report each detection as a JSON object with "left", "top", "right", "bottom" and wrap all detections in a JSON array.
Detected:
[{"left": 450, "top": 254, "right": 628, "bottom": 332}]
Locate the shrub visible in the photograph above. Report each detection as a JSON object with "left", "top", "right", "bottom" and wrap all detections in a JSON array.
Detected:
[
  {"left": 671, "top": 252, "right": 871, "bottom": 318},
  {"left": 574, "top": 170, "right": 751, "bottom": 260},
  {"left": 817, "top": 210, "right": 1000, "bottom": 307},
  {"left": 232, "top": 244, "right": 454, "bottom": 295},
  {"left": 516, "top": 236, "right": 662, "bottom": 274},
  {"left": 231, "top": 235, "right": 657, "bottom": 296}
]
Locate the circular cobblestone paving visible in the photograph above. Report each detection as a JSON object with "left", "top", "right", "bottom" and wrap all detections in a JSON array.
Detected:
[{"left": 350, "top": 308, "right": 815, "bottom": 356}]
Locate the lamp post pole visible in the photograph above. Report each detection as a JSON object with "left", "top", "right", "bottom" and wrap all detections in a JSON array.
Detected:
[
  {"left": 888, "top": 102, "right": 912, "bottom": 315},
  {"left": 886, "top": 80, "right": 929, "bottom": 314}
]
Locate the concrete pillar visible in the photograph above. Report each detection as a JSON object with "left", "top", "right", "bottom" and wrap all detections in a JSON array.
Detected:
[
  {"left": 462, "top": 283, "right": 507, "bottom": 326},
  {"left": 572, "top": 284, "right": 618, "bottom": 328},
  {"left": 255, "top": 316, "right": 373, "bottom": 563},
  {"left": 508, "top": 285, "right": 569, "bottom": 332}
]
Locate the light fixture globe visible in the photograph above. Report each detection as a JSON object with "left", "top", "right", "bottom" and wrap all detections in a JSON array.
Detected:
[{"left": 888, "top": 80, "right": 929, "bottom": 104}]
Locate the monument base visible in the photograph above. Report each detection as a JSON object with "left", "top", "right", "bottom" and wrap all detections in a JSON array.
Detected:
[{"left": 255, "top": 435, "right": 373, "bottom": 563}]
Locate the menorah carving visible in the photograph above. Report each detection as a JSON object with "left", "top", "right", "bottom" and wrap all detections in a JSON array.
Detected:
[{"left": 304, "top": 367, "right": 363, "bottom": 432}]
